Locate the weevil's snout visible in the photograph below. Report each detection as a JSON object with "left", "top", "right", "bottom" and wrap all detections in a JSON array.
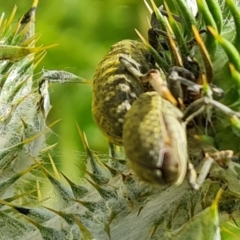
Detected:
[
  {"left": 159, "top": 150, "right": 184, "bottom": 185},
  {"left": 130, "top": 149, "right": 183, "bottom": 186}
]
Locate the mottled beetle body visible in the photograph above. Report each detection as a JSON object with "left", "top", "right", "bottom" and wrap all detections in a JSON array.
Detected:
[
  {"left": 123, "top": 91, "right": 187, "bottom": 185},
  {"left": 92, "top": 40, "right": 155, "bottom": 145}
]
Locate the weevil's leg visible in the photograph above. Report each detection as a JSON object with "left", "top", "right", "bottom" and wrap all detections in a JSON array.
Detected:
[
  {"left": 167, "top": 66, "right": 202, "bottom": 108},
  {"left": 189, "top": 151, "right": 234, "bottom": 190},
  {"left": 144, "top": 69, "right": 178, "bottom": 105},
  {"left": 119, "top": 56, "right": 143, "bottom": 78},
  {"left": 168, "top": 67, "right": 224, "bottom": 101},
  {"left": 148, "top": 28, "right": 169, "bottom": 51},
  {"left": 210, "top": 98, "right": 240, "bottom": 118},
  {"left": 120, "top": 56, "right": 178, "bottom": 105},
  {"left": 210, "top": 84, "right": 224, "bottom": 98},
  {"left": 188, "top": 154, "right": 214, "bottom": 190},
  {"left": 168, "top": 66, "right": 202, "bottom": 99},
  {"left": 169, "top": 66, "right": 196, "bottom": 82},
  {"left": 183, "top": 105, "right": 206, "bottom": 125},
  {"left": 182, "top": 96, "right": 240, "bottom": 124},
  {"left": 208, "top": 150, "right": 233, "bottom": 169},
  {"left": 188, "top": 162, "right": 197, "bottom": 189}
]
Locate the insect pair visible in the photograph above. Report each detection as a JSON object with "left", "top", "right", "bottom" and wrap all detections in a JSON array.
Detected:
[
  {"left": 92, "top": 38, "right": 239, "bottom": 190},
  {"left": 120, "top": 55, "right": 238, "bottom": 190}
]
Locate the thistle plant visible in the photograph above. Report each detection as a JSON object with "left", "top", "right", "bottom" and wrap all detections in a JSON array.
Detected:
[{"left": 0, "top": 1, "right": 240, "bottom": 240}]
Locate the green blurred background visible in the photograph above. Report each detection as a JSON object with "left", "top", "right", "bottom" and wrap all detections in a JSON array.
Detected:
[{"left": 1, "top": 0, "right": 159, "bottom": 181}]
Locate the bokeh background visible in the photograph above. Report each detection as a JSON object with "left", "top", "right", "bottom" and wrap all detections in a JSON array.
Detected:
[{"left": 1, "top": 0, "right": 158, "bottom": 181}]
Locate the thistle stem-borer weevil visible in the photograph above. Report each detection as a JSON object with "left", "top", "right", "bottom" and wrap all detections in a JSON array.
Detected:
[{"left": 121, "top": 56, "right": 238, "bottom": 190}]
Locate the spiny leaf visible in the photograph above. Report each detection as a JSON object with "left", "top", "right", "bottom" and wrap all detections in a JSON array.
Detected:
[
  {"left": 104, "top": 210, "right": 118, "bottom": 240},
  {"left": 76, "top": 123, "right": 110, "bottom": 184},
  {"left": 0, "top": 211, "right": 33, "bottom": 233},
  {"left": 16, "top": 0, "right": 38, "bottom": 40},
  {"left": 48, "top": 153, "right": 61, "bottom": 180},
  {"left": 0, "top": 199, "right": 55, "bottom": 223},
  {"left": 40, "top": 143, "right": 58, "bottom": 154},
  {"left": 0, "top": 44, "right": 57, "bottom": 61},
  {"left": 167, "top": 188, "right": 223, "bottom": 239},
  {"left": 36, "top": 180, "right": 42, "bottom": 202},
  {"left": 44, "top": 207, "right": 75, "bottom": 225},
  {"left": 0, "top": 6, "right": 17, "bottom": 38},
  {"left": 15, "top": 206, "right": 55, "bottom": 223},
  {"left": 0, "top": 149, "right": 18, "bottom": 171},
  {"left": 100, "top": 160, "right": 119, "bottom": 177},
  {"left": 7, "top": 78, "right": 30, "bottom": 103},
  {"left": 0, "top": 164, "right": 37, "bottom": 194},
  {"left": 72, "top": 215, "right": 95, "bottom": 240},
  {"left": 0, "top": 119, "right": 60, "bottom": 153},
  {"left": 24, "top": 216, "right": 65, "bottom": 240},
  {"left": 42, "top": 69, "right": 91, "bottom": 84},
  {"left": 72, "top": 198, "right": 107, "bottom": 213},
  {"left": 33, "top": 51, "right": 47, "bottom": 68},
  {"left": 43, "top": 173, "right": 74, "bottom": 204},
  {"left": 61, "top": 172, "right": 88, "bottom": 199},
  {"left": 84, "top": 169, "right": 108, "bottom": 186},
  {"left": 0, "top": 189, "right": 37, "bottom": 207},
  {"left": 32, "top": 158, "right": 74, "bottom": 204},
  {"left": 20, "top": 32, "right": 42, "bottom": 47}
]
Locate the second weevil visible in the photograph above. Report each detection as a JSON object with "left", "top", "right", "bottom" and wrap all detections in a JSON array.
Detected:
[{"left": 92, "top": 40, "right": 156, "bottom": 145}]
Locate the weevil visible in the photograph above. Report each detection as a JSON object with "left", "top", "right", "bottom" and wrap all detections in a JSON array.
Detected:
[
  {"left": 121, "top": 58, "right": 239, "bottom": 189},
  {"left": 92, "top": 40, "right": 156, "bottom": 145}
]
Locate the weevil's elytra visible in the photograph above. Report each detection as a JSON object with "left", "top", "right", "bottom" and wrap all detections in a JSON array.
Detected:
[
  {"left": 92, "top": 40, "right": 156, "bottom": 145},
  {"left": 122, "top": 91, "right": 188, "bottom": 185}
]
